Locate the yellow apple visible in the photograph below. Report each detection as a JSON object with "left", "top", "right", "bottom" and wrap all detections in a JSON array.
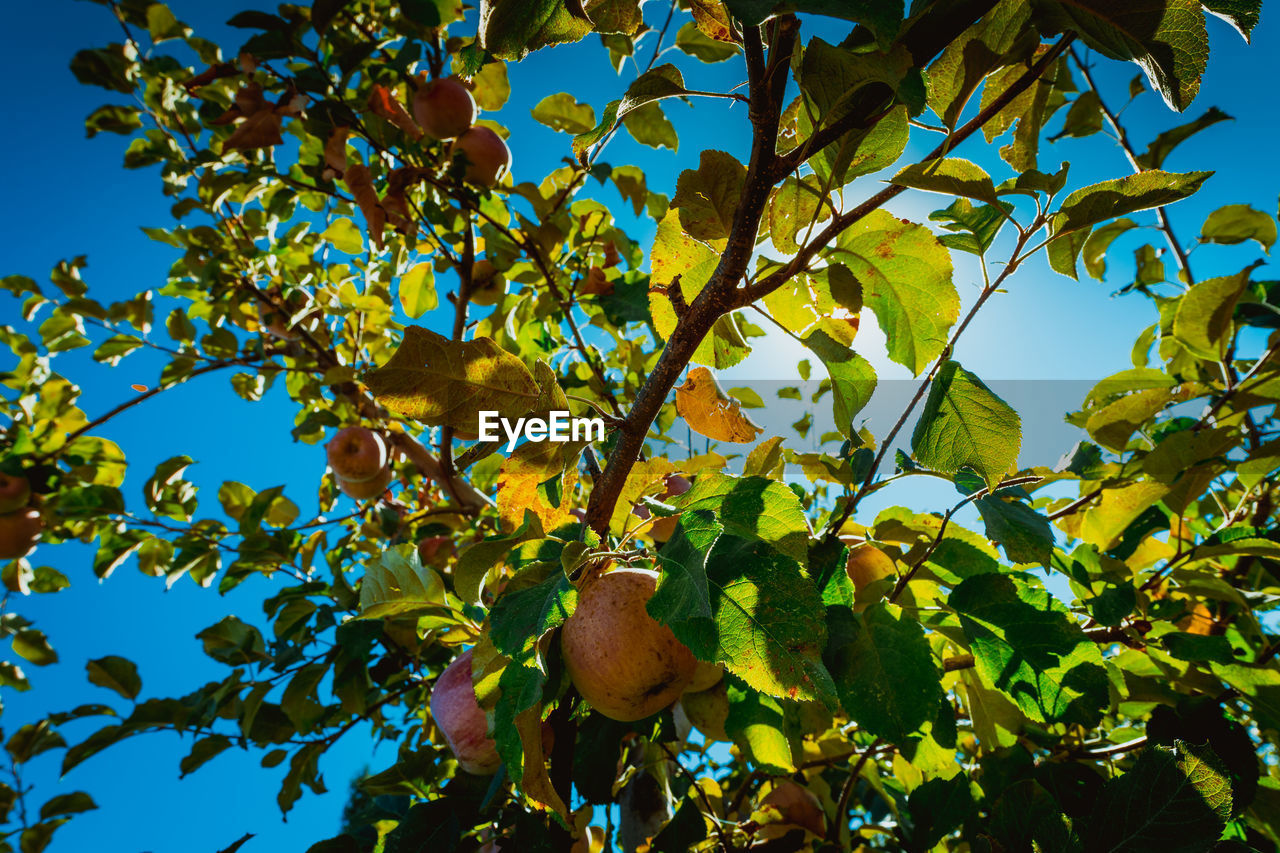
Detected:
[{"left": 561, "top": 568, "right": 697, "bottom": 721}]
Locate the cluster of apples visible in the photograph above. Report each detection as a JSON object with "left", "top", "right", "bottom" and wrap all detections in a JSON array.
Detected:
[
  {"left": 326, "top": 426, "right": 393, "bottom": 500},
  {"left": 412, "top": 76, "right": 511, "bottom": 188},
  {"left": 0, "top": 474, "right": 41, "bottom": 561}
]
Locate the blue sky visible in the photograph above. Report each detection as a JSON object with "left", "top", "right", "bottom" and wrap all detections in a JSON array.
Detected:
[{"left": 1, "top": 2, "right": 1277, "bottom": 851}]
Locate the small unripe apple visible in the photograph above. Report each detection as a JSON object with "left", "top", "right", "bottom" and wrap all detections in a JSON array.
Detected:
[
  {"left": 417, "top": 535, "right": 456, "bottom": 567},
  {"left": 647, "top": 475, "right": 692, "bottom": 543},
  {"left": 449, "top": 126, "right": 511, "bottom": 187},
  {"left": 0, "top": 474, "right": 31, "bottom": 515},
  {"left": 758, "top": 780, "right": 827, "bottom": 839},
  {"left": 561, "top": 568, "right": 697, "bottom": 721},
  {"left": 326, "top": 426, "right": 389, "bottom": 483},
  {"left": 430, "top": 648, "right": 501, "bottom": 775},
  {"left": 686, "top": 660, "right": 724, "bottom": 693},
  {"left": 845, "top": 543, "right": 896, "bottom": 610},
  {"left": 468, "top": 260, "right": 507, "bottom": 307},
  {"left": 680, "top": 678, "right": 729, "bottom": 742},
  {"left": 0, "top": 509, "right": 42, "bottom": 560},
  {"left": 412, "top": 77, "right": 476, "bottom": 141},
  {"left": 336, "top": 466, "right": 393, "bottom": 501}
]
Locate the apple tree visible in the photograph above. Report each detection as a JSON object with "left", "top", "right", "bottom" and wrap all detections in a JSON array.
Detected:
[{"left": 2, "top": 0, "right": 1279, "bottom": 850}]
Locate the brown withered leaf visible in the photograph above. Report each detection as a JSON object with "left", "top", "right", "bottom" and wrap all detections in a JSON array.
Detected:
[
  {"left": 676, "top": 366, "right": 763, "bottom": 444},
  {"left": 223, "top": 109, "right": 283, "bottom": 151},
  {"left": 367, "top": 84, "right": 422, "bottom": 139},
  {"left": 343, "top": 163, "right": 386, "bottom": 250},
  {"left": 323, "top": 126, "right": 349, "bottom": 178}
]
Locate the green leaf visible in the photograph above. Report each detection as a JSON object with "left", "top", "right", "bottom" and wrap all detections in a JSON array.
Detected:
[
  {"left": 454, "top": 511, "right": 541, "bottom": 605},
  {"left": 1052, "top": 170, "right": 1213, "bottom": 237},
  {"left": 1136, "top": 106, "right": 1232, "bottom": 169},
  {"left": 974, "top": 497, "right": 1054, "bottom": 566},
  {"left": 1082, "top": 218, "right": 1139, "bottom": 280},
  {"left": 824, "top": 603, "right": 943, "bottom": 743},
  {"left": 1172, "top": 267, "right": 1252, "bottom": 360},
  {"left": 724, "top": 0, "right": 903, "bottom": 44},
  {"left": 1200, "top": 204, "right": 1276, "bottom": 251},
  {"left": 1033, "top": 0, "right": 1209, "bottom": 111},
  {"left": 85, "top": 656, "right": 141, "bottom": 700},
  {"left": 803, "top": 330, "right": 876, "bottom": 437},
  {"left": 949, "top": 573, "right": 1108, "bottom": 725},
  {"left": 489, "top": 570, "right": 577, "bottom": 663},
  {"left": 84, "top": 104, "right": 142, "bottom": 138},
  {"left": 905, "top": 774, "right": 974, "bottom": 850},
  {"left": 1202, "top": 0, "right": 1262, "bottom": 41},
  {"left": 622, "top": 101, "right": 677, "bottom": 151},
  {"left": 891, "top": 158, "right": 1000, "bottom": 205},
  {"left": 830, "top": 209, "right": 957, "bottom": 375},
  {"left": 930, "top": 198, "right": 1012, "bottom": 256},
  {"left": 674, "top": 22, "right": 737, "bottom": 63},
  {"left": 768, "top": 177, "right": 830, "bottom": 255},
  {"left": 724, "top": 681, "right": 793, "bottom": 773},
  {"left": 1210, "top": 662, "right": 1280, "bottom": 732},
  {"left": 530, "top": 92, "right": 596, "bottom": 134},
  {"left": 1085, "top": 742, "right": 1233, "bottom": 852},
  {"left": 649, "top": 511, "right": 722, "bottom": 655},
  {"left": 926, "top": 0, "right": 1035, "bottom": 129},
  {"left": 322, "top": 217, "right": 364, "bottom": 254},
  {"left": 650, "top": 795, "right": 709, "bottom": 853},
  {"left": 653, "top": 530, "right": 834, "bottom": 703},
  {"left": 911, "top": 361, "right": 1021, "bottom": 489},
  {"left": 38, "top": 792, "right": 96, "bottom": 821},
  {"left": 358, "top": 548, "right": 444, "bottom": 619},
  {"left": 671, "top": 472, "right": 811, "bottom": 566},
  {"left": 179, "top": 735, "right": 233, "bottom": 776},
  {"left": 671, "top": 150, "right": 746, "bottom": 245},
  {"left": 365, "top": 327, "right": 541, "bottom": 432},
  {"left": 398, "top": 262, "right": 437, "bottom": 319},
  {"left": 12, "top": 630, "right": 57, "bottom": 667},
  {"left": 478, "top": 0, "right": 593, "bottom": 59}
]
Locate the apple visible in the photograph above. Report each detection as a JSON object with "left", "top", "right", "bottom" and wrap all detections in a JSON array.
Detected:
[
  {"left": 680, "top": 678, "right": 729, "bottom": 743},
  {"left": 417, "top": 536, "right": 456, "bottom": 567},
  {"left": 326, "top": 426, "right": 389, "bottom": 483},
  {"left": 0, "top": 474, "right": 30, "bottom": 514},
  {"left": 647, "top": 475, "right": 692, "bottom": 543},
  {"left": 449, "top": 126, "right": 511, "bottom": 187},
  {"left": 430, "top": 648, "right": 501, "bottom": 775},
  {"left": 0, "top": 509, "right": 42, "bottom": 560},
  {"left": 561, "top": 568, "right": 697, "bottom": 721},
  {"left": 757, "top": 780, "right": 827, "bottom": 839},
  {"left": 845, "top": 543, "right": 895, "bottom": 610},
  {"left": 468, "top": 260, "right": 507, "bottom": 307},
  {"left": 412, "top": 77, "right": 476, "bottom": 141},
  {"left": 686, "top": 660, "right": 724, "bottom": 693},
  {"left": 336, "top": 466, "right": 393, "bottom": 501}
]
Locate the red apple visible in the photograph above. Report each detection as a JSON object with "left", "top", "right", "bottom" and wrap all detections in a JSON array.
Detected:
[
  {"left": 0, "top": 509, "right": 42, "bottom": 560},
  {"left": 412, "top": 77, "right": 476, "bottom": 141},
  {"left": 417, "top": 536, "right": 456, "bottom": 567},
  {"left": 561, "top": 568, "right": 697, "bottom": 721},
  {"left": 326, "top": 426, "right": 389, "bottom": 483},
  {"left": 430, "top": 648, "right": 501, "bottom": 775},
  {"left": 449, "top": 126, "right": 511, "bottom": 187},
  {"left": 0, "top": 474, "right": 30, "bottom": 514},
  {"left": 336, "top": 467, "right": 393, "bottom": 501}
]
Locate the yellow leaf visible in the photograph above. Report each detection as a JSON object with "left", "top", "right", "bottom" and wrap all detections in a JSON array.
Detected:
[
  {"left": 515, "top": 706, "right": 568, "bottom": 822},
  {"left": 609, "top": 458, "right": 675, "bottom": 537},
  {"left": 365, "top": 327, "right": 540, "bottom": 432},
  {"left": 497, "top": 440, "right": 582, "bottom": 533},
  {"left": 398, "top": 263, "right": 437, "bottom": 318},
  {"left": 676, "top": 367, "right": 763, "bottom": 443}
]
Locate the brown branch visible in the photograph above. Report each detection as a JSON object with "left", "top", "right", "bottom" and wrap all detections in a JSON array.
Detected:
[{"left": 828, "top": 737, "right": 883, "bottom": 845}]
